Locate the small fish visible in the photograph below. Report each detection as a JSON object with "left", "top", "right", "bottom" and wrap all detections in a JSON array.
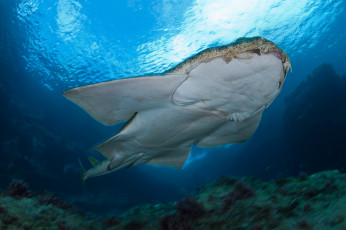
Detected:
[{"left": 63, "top": 37, "right": 291, "bottom": 180}]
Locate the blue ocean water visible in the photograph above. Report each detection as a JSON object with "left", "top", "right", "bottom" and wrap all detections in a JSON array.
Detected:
[{"left": 1, "top": 0, "right": 345, "bottom": 215}]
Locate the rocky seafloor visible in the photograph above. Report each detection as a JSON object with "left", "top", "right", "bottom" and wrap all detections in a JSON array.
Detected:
[{"left": 0, "top": 170, "right": 345, "bottom": 230}]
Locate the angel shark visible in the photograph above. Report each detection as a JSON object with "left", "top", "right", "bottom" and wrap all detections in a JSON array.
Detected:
[{"left": 63, "top": 37, "right": 291, "bottom": 180}]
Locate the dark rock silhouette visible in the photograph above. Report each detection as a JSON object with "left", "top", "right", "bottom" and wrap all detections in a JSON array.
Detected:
[{"left": 284, "top": 63, "right": 346, "bottom": 173}]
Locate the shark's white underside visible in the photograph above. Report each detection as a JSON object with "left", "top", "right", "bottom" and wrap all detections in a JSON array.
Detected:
[{"left": 63, "top": 37, "right": 291, "bottom": 180}]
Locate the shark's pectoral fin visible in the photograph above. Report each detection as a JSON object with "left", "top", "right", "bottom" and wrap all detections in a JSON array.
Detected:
[
  {"left": 147, "top": 147, "right": 191, "bottom": 169},
  {"left": 63, "top": 74, "right": 187, "bottom": 125}
]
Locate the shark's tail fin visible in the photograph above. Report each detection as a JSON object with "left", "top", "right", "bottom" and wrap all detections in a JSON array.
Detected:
[
  {"left": 78, "top": 158, "right": 87, "bottom": 189},
  {"left": 78, "top": 158, "right": 85, "bottom": 174}
]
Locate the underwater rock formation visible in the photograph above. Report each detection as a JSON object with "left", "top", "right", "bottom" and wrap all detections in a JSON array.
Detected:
[
  {"left": 107, "top": 170, "right": 345, "bottom": 230},
  {"left": 284, "top": 63, "right": 346, "bottom": 173},
  {"left": 0, "top": 170, "right": 345, "bottom": 229},
  {"left": 0, "top": 180, "right": 105, "bottom": 230}
]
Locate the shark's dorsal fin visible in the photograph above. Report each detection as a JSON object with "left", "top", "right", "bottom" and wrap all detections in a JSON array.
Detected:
[{"left": 88, "top": 157, "right": 101, "bottom": 167}]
